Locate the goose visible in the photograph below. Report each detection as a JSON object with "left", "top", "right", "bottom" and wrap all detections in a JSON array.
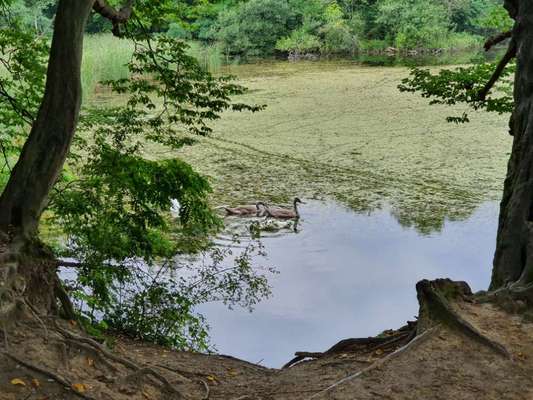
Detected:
[
  {"left": 224, "top": 202, "right": 268, "bottom": 217},
  {"left": 170, "top": 198, "right": 181, "bottom": 216},
  {"left": 266, "top": 198, "right": 304, "bottom": 219}
]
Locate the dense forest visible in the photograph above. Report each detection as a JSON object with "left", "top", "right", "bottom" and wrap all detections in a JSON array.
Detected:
[{"left": 10, "top": 0, "right": 510, "bottom": 57}]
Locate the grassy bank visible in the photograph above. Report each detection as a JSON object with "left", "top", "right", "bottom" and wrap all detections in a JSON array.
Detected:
[
  {"left": 81, "top": 34, "right": 224, "bottom": 101},
  {"left": 82, "top": 34, "right": 133, "bottom": 101}
]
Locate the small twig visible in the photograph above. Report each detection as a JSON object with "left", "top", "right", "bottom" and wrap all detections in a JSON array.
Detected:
[
  {"left": 0, "top": 82, "right": 35, "bottom": 124},
  {"left": 0, "top": 140, "right": 11, "bottom": 173},
  {"left": 200, "top": 379, "right": 210, "bottom": 400}
]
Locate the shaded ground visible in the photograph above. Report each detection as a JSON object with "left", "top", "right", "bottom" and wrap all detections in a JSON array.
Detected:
[{"left": 2, "top": 282, "right": 533, "bottom": 400}]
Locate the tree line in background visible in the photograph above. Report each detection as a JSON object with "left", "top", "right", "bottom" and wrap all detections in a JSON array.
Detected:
[{"left": 8, "top": 0, "right": 511, "bottom": 57}]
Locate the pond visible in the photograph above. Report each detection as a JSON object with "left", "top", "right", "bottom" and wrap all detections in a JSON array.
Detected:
[
  {"left": 173, "top": 57, "right": 511, "bottom": 368},
  {"left": 93, "top": 54, "right": 511, "bottom": 368},
  {"left": 197, "top": 200, "right": 498, "bottom": 368}
]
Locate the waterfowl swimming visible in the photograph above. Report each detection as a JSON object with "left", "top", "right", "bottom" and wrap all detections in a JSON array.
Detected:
[
  {"left": 266, "top": 197, "right": 304, "bottom": 219},
  {"left": 224, "top": 202, "right": 268, "bottom": 217},
  {"left": 170, "top": 198, "right": 181, "bottom": 216}
]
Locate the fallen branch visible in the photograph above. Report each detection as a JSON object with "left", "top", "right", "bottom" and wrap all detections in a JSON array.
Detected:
[
  {"left": 367, "top": 330, "right": 412, "bottom": 354},
  {"left": 478, "top": 41, "right": 516, "bottom": 101},
  {"left": 484, "top": 30, "right": 513, "bottom": 51},
  {"left": 200, "top": 379, "right": 210, "bottom": 400}
]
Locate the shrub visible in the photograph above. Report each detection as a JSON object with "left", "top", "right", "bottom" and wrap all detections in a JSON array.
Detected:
[
  {"left": 167, "top": 22, "right": 192, "bottom": 40},
  {"left": 376, "top": 0, "right": 450, "bottom": 49},
  {"left": 319, "top": 2, "right": 358, "bottom": 55},
  {"left": 276, "top": 27, "right": 321, "bottom": 53},
  {"left": 212, "top": 0, "right": 297, "bottom": 56}
]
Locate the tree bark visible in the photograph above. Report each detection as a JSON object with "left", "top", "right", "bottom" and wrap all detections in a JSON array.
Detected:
[
  {"left": 491, "top": 1, "right": 533, "bottom": 289},
  {"left": 0, "top": 0, "right": 94, "bottom": 238}
]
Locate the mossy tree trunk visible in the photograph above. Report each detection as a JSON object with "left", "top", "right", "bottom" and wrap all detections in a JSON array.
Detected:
[
  {"left": 0, "top": 0, "right": 93, "bottom": 239},
  {"left": 491, "top": 0, "right": 533, "bottom": 289},
  {"left": 0, "top": 0, "right": 94, "bottom": 312}
]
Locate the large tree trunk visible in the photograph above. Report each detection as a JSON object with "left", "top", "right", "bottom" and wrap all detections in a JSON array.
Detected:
[
  {"left": 491, "top": 1, "right": 533, "bottom": 289},
  {"left": 0, "top": 0, "right": 94, "bottom": 238},
  {"left": 0, "top": 0, "right": 94, "bottom": 314}
]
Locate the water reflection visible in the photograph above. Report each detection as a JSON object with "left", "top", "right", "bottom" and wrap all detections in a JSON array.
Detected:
[
  {"left": 197, "top": 200, "right": 497, "bottom": 368},
  {"left": 352, "top": 47, "right": 505, "bottom": 67},
  {"left": 216, "top": 48, "right": 507, "bottom": 76}
]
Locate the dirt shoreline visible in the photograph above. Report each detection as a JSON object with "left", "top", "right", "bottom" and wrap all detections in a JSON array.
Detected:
[{"left": 2, "top": 279, "right": 532, "bottom": 400}]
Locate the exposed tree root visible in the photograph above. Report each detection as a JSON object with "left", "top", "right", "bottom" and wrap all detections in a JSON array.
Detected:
[
  {"left": 23, "top": 299, "right": 49, "bottom": 341},
  {"left": 416, "top": 279, "right": 511, "bottom": 358},
  {"left": 65, "top": 338, "right": 120, "bottom": 372},
  {"left": 279, "top": 279, "right": 511, "bottom": 399},
  {"left": 3, "top": 351, "right": 96, "bottom": 400},
  {"left": 54, "top": 322, "right": 188, "bottom": 397},
  {"left": 477, "top": 282, "right": 533, "bottom": 316},
  {"left": 307, "top": 327, "right": 439, "bottom": 399},
  {"left": 123, "top": 367, "right": 183, "bottom": 397},
  {"left": 155, "top": 364, "right": 195, "bottom": 380},
  {"left": 282, "top": 324, "right": 417, "bottom": 369},
  {"left": 54, "top": 276, "right": 77, "bottom": 320},
  {"left": 55, "top": 323, "right": 139, "bottom": 370}
]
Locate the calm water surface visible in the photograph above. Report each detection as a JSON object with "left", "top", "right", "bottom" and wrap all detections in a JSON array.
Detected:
[
  {"left": 197, "top": 200, "right": 497, "bottom": 368},
  {"left": 90, "top": 52, "right": 507, "bottom": 368}
]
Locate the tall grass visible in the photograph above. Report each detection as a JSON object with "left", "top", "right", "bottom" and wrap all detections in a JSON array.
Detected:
[
  {"left": 187, "top": 42, "right": 224, "bottom": 72},
  {"left": 82, "top": 34, "right": 133, "bottom": 101},
  {"left": 426, "top": 32, "right": 483, "bottom": 51},
  {"left": 81, "top": 34, "right": 225, "bottom": 102}
]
